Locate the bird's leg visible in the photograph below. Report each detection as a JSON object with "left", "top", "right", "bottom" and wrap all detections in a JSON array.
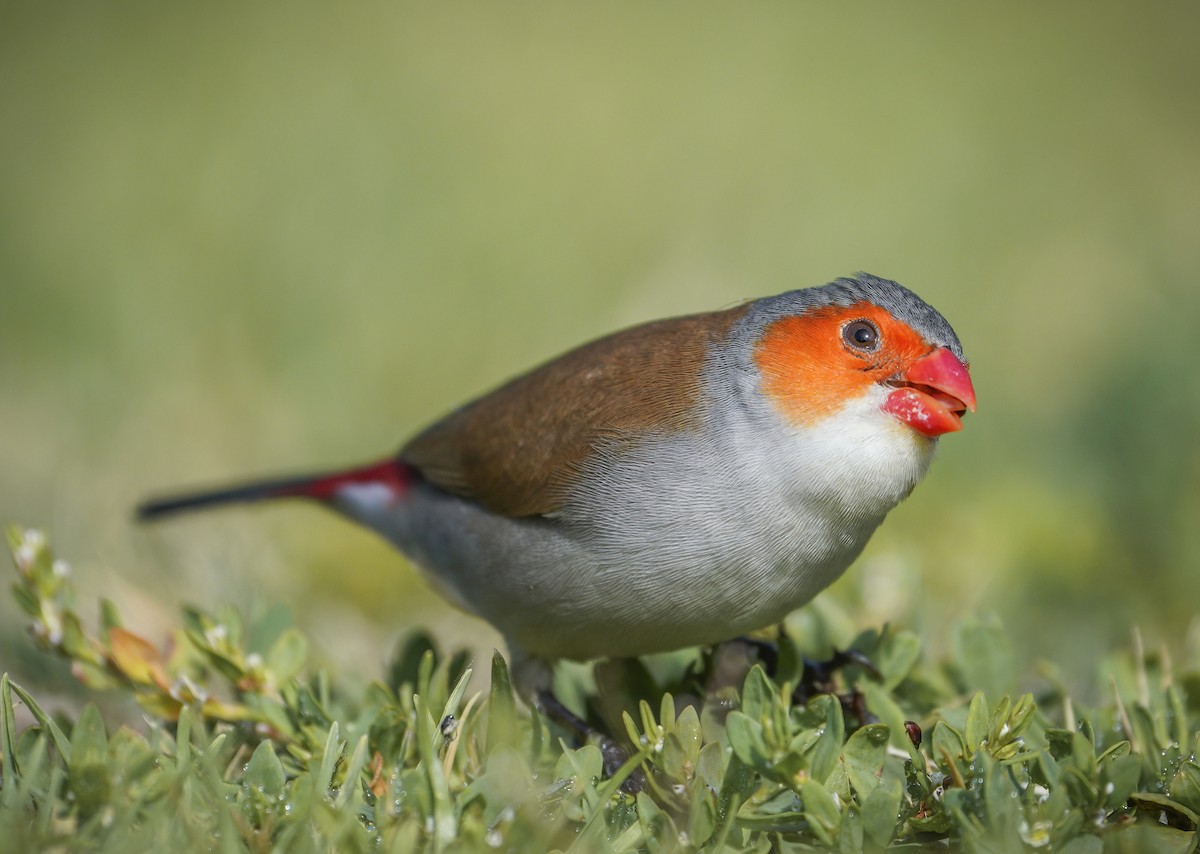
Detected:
[
  {"left": 734, "top": 637, "right": 779, "bottom": 675},
  {"left": 705, "top": 638, "right": 775, "bottom": 695},
  {"left": 536, "top": 691, "right": 646, "bottom": 793},
  {"left": 516, "top": 652, "right": 648, "bottom": 786},
  {"left": 513, "top": 648, "right": 643, "bottom": 789}
]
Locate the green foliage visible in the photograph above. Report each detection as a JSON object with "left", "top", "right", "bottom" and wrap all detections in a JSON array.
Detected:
[{"left": 4, "top": 527, "right": 1200, "bottom": 852}]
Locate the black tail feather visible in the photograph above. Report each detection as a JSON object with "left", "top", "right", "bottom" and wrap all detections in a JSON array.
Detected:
[
  {"left": 135, "top": 474, "right": 325, "bottom": 521},
  {"left": 137, "top": 458, "right": 413, "bottom": 521}
]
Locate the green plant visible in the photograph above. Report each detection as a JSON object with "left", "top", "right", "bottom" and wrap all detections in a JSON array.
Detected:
[{"left": 3, "top": 526, "right": 1199, "bottom": 851}]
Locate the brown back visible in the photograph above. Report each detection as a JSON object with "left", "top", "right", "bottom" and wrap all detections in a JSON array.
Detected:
[{"left": 401, "top": 305, "right": 748, "bottom": 517}]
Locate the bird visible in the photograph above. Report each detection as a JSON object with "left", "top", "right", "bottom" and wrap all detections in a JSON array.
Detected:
[{"left": 138, "top": 273, "right": 975, "bottom": 701}]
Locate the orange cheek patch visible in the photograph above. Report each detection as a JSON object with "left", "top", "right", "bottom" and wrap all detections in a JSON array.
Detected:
[{"left": 752, "top": 303, "right": 926, "bottom": 426}]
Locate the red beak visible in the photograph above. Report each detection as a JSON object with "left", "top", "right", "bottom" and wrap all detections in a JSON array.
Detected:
[{"left": 881, "top": 347, "right": 976, "bottom": 438}]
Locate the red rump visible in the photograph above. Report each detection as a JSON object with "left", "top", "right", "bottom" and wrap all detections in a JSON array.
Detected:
[{"left": 278, "top": 459, "right": 415, "bottom": 501}]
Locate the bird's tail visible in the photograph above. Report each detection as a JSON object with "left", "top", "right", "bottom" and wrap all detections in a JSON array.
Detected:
[{"left": 136, "top": 457, "right": 414, "bottom": 521}]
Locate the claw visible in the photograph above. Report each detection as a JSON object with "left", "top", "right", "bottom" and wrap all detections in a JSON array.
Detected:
[
  {"left": 537, "top": 691, "right": 646, "bottom": 793},
  {"left": 792, "top": 647, "right": 883, "bottom": 728},
  {"left": 797, "top": 647, "right": 880, "bottom": 699}
]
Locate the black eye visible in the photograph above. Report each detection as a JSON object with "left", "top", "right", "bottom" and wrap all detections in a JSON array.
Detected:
[{"left": 843, "top": 320, "right": 879, "bottom": 352}]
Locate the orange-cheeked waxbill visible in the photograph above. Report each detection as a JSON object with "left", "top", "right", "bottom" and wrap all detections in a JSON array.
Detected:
[{"left": 139, "top": 273, "right": 976, "bottom": 697}]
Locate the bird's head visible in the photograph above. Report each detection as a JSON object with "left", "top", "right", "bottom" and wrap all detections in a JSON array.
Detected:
[{"left": 747, "top": 274, "right": 976, "bottom": 439}]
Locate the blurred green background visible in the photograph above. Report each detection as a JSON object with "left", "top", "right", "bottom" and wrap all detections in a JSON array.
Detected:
[{"left": 2, "top": 4, "right": 1198, "bottom": 700}]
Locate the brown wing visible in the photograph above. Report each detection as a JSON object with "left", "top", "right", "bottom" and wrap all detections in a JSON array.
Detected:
[{"left": 400, "top": 304, "right": 749, "bottom": 517}]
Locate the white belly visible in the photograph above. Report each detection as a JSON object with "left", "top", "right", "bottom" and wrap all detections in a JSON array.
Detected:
[{"left": 343, "top": 388, "right": 935, "bottom": 661}]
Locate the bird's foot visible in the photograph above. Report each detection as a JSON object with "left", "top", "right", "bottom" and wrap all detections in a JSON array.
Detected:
[
  {"left": 797, "top": 647, "right": 880, "bottom": 697},
  {"left": 715, "top": 639, "right": 880, "bottom": 726},
  {"left": 536, "top": 691, "right": 646, "bottom": 793},
  {"left": 729, "top": 639, "right": 881, "bottom": 725},
  {"left": 795, "top": 647, "right": 881, "bottom": 726}
]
